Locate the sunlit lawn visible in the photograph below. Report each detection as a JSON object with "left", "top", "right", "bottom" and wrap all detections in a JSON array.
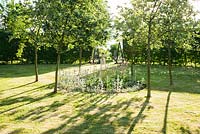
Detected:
[{"left": 0, "top": 64, "right": 199, "bottom": 134}]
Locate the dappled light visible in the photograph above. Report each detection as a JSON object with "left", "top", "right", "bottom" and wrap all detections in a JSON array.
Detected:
[
  {"left": 0, "top": 0, "right": 200, "bottom": 133},
  {"left": 0, "top": 64, "right": 200, "bottom": 133}
]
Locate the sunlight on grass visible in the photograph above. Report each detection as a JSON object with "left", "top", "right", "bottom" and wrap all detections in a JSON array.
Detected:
[{"left": 0, "top": 64, "right": 200, "bottom": 134}]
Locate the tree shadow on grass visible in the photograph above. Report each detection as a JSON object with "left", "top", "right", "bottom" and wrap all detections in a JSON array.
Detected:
[
  {"left": 162, "top": 90, "right": 199, "bottom": 134},
  {"left": 15, "top": 100, "right": 66, "bottom": 121},
  {"left": 8, "top": 128, "right": 25, "bottom": 134},
  {"left": 180, "top": 126, "right": 193, "bottom": 134},
  {"left": 0, "top": 83, "right": 54, "bottom": 115},
  {"left": 40, "top": 93, "right": 143, "bottom": 134},
  {"left": 162, "top": 90, "right": 172, "bottom": 134},
  {"left": 0, "top": 81, "right": 36, "bottom": 92},
  {"left": 127, "top": 97, "right": 150, "bottom": 134},
  {"left": 0, "top": 124, "right": 7, "bottom": 131},
  {"left": 0, "top": 82, "right": 45, "bottom": 100}
]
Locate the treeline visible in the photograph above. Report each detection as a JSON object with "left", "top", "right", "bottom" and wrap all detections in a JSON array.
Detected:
[
  {"left": 0, "top": 30, "right": 93, "bottom": 64},
  {"left": 110, "top": 36, "right": 200, "bottom": 67},
  {"left": 112, "top": 0, "right": 200, "bottom": 68}
]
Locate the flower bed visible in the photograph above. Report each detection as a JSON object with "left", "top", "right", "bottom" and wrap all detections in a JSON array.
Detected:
[{"left": 59, "top": 65, "right": 146, "bottom": 93}]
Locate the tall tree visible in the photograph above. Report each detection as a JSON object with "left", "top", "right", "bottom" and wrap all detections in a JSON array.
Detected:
[
  {"left": 115, "top": 0, "right": 162, "bottom": 98},
  {"left": 114, "top": 2, "right": 147, "bottom": 79},
  {"left": 145, "top": 0, "right": 162, "bottom": 98},
  {"left": 73, "top": 0, "right": 110, "bottom": 74},
  {"left": 3, "top": 0, "right": 45, "bottom": 81},
  {"left": 42, "top": 0, "right": 77, "bottom": 93},
  {"left": 159, "top": 0, "right": 195, "bottom": 86}
]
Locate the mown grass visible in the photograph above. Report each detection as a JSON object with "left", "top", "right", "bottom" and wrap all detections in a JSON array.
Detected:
[{"left": 0, "top": 64, "right": 199, "bottom": 134}]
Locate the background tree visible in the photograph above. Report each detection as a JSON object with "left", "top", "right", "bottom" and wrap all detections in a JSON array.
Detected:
[
  {"left": 158, "top": 0, "right": 195, "bottom": 86},
  {"left": 2, "top": 0, "right": 45, "bottom": 81},
  {"left": 73, "top": 0, "right": 110, "bottom": 74},
  {"left": 114, "top": 0, "right": 162, "bottom": 97},
  {"left": 119, "top": 3, "right": 148, "bottom": 76}
]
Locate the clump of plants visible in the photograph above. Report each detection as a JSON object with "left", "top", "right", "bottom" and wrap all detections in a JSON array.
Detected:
[{"left": 59, "top": 65, "right": 146, "bottom": 93}]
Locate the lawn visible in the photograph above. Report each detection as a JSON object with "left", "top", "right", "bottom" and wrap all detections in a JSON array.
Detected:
[{"left": 0, "top": 64, "right": 200, "bottom": 134}]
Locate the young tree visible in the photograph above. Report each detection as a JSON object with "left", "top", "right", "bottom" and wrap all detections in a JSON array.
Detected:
[
  {"left": 73, "top": 0, "right": 110, "bottom": 74},
  {"left": 115, "top": 0, "right": 162, "bottom": 98},
  {"left": 145, "top": 0, "right": 163, "bottom": 98},
  {"left": 3, "top": 0, "right": 45, "bottom": 81},
  {"left": 159, "top": 0, "right": 195, "bottom": 86},
  {"left": 42, "top": 0, "right": 78, "bottom": 93},
  {"left": 114, "top": 2, "right": 147, "bottom": 79}
]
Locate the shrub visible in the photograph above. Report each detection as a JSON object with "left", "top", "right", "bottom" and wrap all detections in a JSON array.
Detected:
[{"left": 59, "top": 65, "right": 146, "bottom": 93}]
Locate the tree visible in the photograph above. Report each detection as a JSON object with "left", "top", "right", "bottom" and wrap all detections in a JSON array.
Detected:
[
  {"left": 42, "top": 0, "right": 110, "bottom": 93},
  {"left": 115, "top": 0, "right": 162, "bottom": 98},
  {"left": 42, "top": 0, "right": 79, "bottom": 93},
  {"left": 159, "top": 0, "right": 195, "bottom": 86},
  {"left": 145, "top": 0, "right": 163, "bottom": 98},
  {"left": 2, "top": 0, "right": 45, "bottom": 81},
  {"left": 73, "top": 0, "right": 110, "bottom": 74},
  {"left": 114, "top": 2, "right": 147, "bottom": 79},
  {"left": 26, "top": 0, "right": 47, "bottom": 82}
]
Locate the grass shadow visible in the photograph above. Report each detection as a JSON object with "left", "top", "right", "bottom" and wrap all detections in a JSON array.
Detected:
[
  {"left": 3, "top": 81, "right": 36, "bottom": 91},
  {"left": 0, "top": 83, "right": 54, "bottom": 114},
  {"left": 15, "top": 100, "right": 66, "bottom": 121},
  {"left": 8, "top": 128, "right": 25, "bottom": 134},
  {"left": 162, "top": 90, "right": 172, "bottom": 134},
  {"left": 180, "top": 126, "right": 192, "bottom": 134},
  {"left": 0, "top": 83, "right": 54, "bottom": 101},
  {"left": 127, "top": 97, "right": 150, "bottom": 134},
  {"left": 41, "top": 93, "right": 143, "bottom": 134}
]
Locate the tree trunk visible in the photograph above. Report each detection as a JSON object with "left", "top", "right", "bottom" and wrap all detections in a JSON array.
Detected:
[
  {"left": 168, "top": 42, "right": 173, "bottom": 86},
  {"left": 131, "top": 58, "right": 134, "bottom": 81},
  {"left": 34, "top": 46, "right": 39, "bottom": 82},
  {"left": 91, "top": 48, "right": 95, "bottom": 64},
  {"left": 147, "top": 21, "right": 152, "bottom": 98},
  {"left": 194, "top": 51, "right": 197, "bottom": 68},
  {"left": 79, "top": 46, "right": 83, "bottom": 75},
  {"left": 184, "top": 52, "right": 187, "bottom": 67},
  {"left": 115, "top": 43, "right": 120, "bottom": 64},
  {"left": 119, "top": 42, "right": 124, "bottom": 64},
  {"left": 54, "top": 53, "right": 60, "bottom": 93}
]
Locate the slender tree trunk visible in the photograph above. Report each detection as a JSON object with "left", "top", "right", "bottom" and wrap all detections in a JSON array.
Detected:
[
  {"left": 34, "top": 26, "right": 41, "bottom": 82},
  {"left": 168, "top": 42, "right": 173, "bottom": 86},
  {"left": 184, "top": 52, "right": 187, "bottom": 67},
  {"left": 194, "top": 51, "right": 197, "bottom": 68},
  {"left": 54, "top": 53, "right": 60, "bottom": 93},
  {"left": 34, "top": 45, "right": 38, "bottom": 82},
  {"left": 91, "top": 48, "right": 95, "bottom": 64},
  {"left": 115, "top": 42, "right": 120, "bottom": 64},
  {"left": 119, "top": 42, "right": 124, "bottom": 64},
  {"left": 147, "top": 21, "right": 152, "bottom": 98},
  {"left": 131, "top": 58, "right": 134, "bottom": 81},
  {"left": 79, "top": 46, "right": 83, "bottom": 75}
]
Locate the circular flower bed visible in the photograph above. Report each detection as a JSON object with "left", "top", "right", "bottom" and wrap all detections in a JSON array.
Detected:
[{"left": 59, "top": 66, "right": 146, "bottom": 93}]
